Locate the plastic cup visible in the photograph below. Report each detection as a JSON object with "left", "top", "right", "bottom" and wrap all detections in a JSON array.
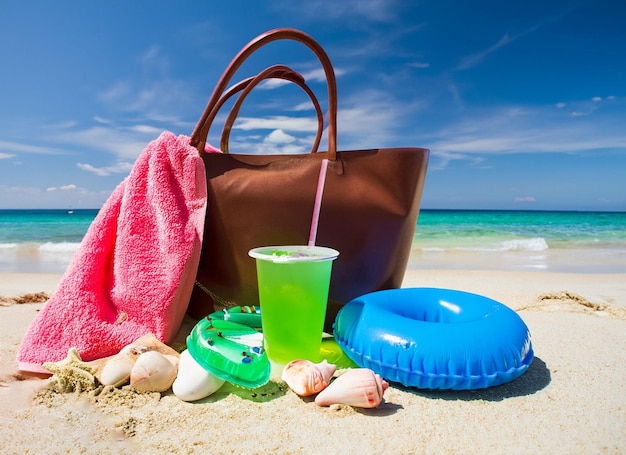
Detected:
[{"left": 249, "top": 245, "right": 339, "bottom": 365}]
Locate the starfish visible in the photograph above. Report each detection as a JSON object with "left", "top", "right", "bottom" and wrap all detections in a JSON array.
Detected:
[{"left": 43, "top": 348, "right": 97, "bottom": 392}]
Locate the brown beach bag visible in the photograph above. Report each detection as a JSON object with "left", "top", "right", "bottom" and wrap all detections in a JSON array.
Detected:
[{"left": 187, "top": 28, "right": 430, "bottom": 330}]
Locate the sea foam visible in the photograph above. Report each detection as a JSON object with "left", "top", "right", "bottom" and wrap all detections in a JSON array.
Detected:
[
  {"left": 499, "top": 237, "right": 549, "bottom": 252},
  {"left": 39, "top": 242, "right": 81, "bottom": 253},
  {"left": 420, "top": 237, "right": 550, "bottom": 253}
]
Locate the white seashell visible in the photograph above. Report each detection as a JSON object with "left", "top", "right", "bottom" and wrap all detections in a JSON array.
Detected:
[
  {"left": 90, "top": 333, "right": 181, "bottom": 388},
  {"left": 163, "top": 354, "right": 180, "bottom": 370},
  {"left": 314, "top": 368, "right": 389, "bottom": 408},
  {"left": 119, "top": 344, "right": 135, "bottom": 355},
  {"left": 281, "top": 359, "right": 337, "bottom": 397},
  {"left": 130, "top": 351, "right": 178, "bottom": 393},
  {"left": 172, "top": 350, "right": 226, "bottom": 402},
  {"left": 99, "top": 353, "right": 135, "bottom": 387}
]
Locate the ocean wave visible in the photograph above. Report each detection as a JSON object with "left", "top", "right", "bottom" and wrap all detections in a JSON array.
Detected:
[
  {"left": 39, "top": 242, "right": 81, "bottom": 253},
  {"left": 498, "top": 237, "right": 549, "bottom": 252},
  {"left": 418, "top": 237, "right": 550, "bottom": 253},
  {"left": 0, "top": 241, "right": 79, "bottom": 273},
  {"left": 0, "top": 241, "right": 80, "bottom": 256}
]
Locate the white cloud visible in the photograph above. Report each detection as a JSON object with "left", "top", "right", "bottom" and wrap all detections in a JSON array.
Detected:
[
  {"left": 456, "top": 26, "right": 539, "bottom": 71},
  {"left": 0, "top": 183, "right": 112, "bottom": 209},
  {"left": 515, "top": 196, "right": 536, "bottom": 203},
  {"left": 275, "top": 0, "right": 399, "bottom": 23},
  {"left": 432, "top": 124, "right": 620, "bottom": 156},
  {"left": 227, "top": 88, "right": 424, "bottom": 153},
  {"left": 333, "top": 89, "right": 424, "bottom": 149},
  {"left": 559, "top": 95, "right": 623, "bottom": 118},
  {"left": 46, "top": 184, "right": 77, "bottom": 192},
  {"left": 421, "top": 102, "right": 626, "bottom": 169},
  {"left": 97, "top": 78, "right": 194, "bottom": 125},
  {"left": 301, "top": 67, "right": 347, "bottom": 82},
  {"left": 0, "top": 152, "right": 15, "bottom": 159},
  {"left": 50, "top": 125, "right": 153, "bottom": 159},
  {"left": 77, "top": 161, "right": 133, "bottom": 176},
  {"left": 256, "top": 67, "right": 346, "bottom": 91},
  {"left": 0, "top": 140, "right": 63, "bottom": 155},
  {"left": 128, "top": 124, "right": 164, "bottom": 135},
  {"left": 259, "top": 79, "right": 290, "bottom": 90},
  {"left": 456, "top": 33, "right": 513, "bottom": 70},
  {"left": 408, "top": 62, "right": 430, "bottom": 69},
  {"left": 266, "top": 129, "right": 296, "bottom": 144},
  {"left": 94, "top": 116, "right": 112, "bottom": 124},
  {"left": 233, "top": 116, "right": 319, "bottom": 132},
  {"left": 226, "top": 136, "right": 310, "bottom": 155},
  {"left": 555, "top": 102, "right": 566, "bottom": 109},
  {"left": 291, "top": 101, "right": 316, "bottom": 112},
  {"left": 140, "top": 45, "right": 161, "bottom": 64},
  {"left": 98, "top": 80, "right": 132, "bottom": 104},
  {"left": 42, "top": 120, "right": 78, "bottom": 130}
]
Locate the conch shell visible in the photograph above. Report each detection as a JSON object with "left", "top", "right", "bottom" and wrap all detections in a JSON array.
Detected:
[
  {"left": 129, "top": 351, "right": 178, "bottom": 393},
  {"left": 314, "top": 368, "right": 389, "bottom": 408},
  {"left": 281, "top": 359, "right": 336, "bottom": 396}
]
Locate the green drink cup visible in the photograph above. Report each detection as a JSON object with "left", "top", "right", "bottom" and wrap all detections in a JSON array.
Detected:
[{"left": 249, "top": 245, "right": 339, "bottom": 365}]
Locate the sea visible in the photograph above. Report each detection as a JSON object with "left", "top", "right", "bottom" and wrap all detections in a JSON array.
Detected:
[{"left": 0, "top": 209, "right": 625, "bottom": 274}]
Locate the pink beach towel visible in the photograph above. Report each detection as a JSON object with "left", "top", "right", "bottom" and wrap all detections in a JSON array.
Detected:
[{"left": 17, "top": 132, "right": 207, "bottom": 373}]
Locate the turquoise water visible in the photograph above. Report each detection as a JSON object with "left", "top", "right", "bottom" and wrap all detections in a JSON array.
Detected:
[
  {"left": 411, "top": 210, "right": 626, "bottom": 273},
  {"left": 0, "top": 209, "right": 98, "bottom": 244},
  {"left": 1, "top": 209, "right": 625, "bottom": 274},
  {"left": 0, "top": 209, "right": 98, "bottom": 273},
  {"left": 415, "top": 210, "right": 625, "bottom": 250}
]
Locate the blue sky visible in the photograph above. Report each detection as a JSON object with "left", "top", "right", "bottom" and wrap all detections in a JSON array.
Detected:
[{"left": 1, "top": 0, "right": 624, "bottom": 211}]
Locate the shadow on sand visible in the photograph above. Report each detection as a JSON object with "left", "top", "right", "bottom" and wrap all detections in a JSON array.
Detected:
[{"left": 402, "top": 356, "right": 551, "bottom": 402}]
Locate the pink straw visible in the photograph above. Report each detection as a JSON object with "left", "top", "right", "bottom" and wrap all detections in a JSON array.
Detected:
[{"left": 308, "top": 159, "right": 329, "bottom": 246}]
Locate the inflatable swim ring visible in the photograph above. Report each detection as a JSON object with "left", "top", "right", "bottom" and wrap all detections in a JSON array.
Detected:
[
  {"left": 334, "top": 288, "right": 534, "bottom": 390},
  {"left": 187, "top": 316, "right": 270, "bottom": 388},
  {"left": 209, "top": 305, "right": 262, "bottom": 329}
]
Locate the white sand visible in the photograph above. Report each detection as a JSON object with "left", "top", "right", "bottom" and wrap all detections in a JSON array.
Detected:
[{"left": 0, "top": 270, "right": 625, "bottom": 454}]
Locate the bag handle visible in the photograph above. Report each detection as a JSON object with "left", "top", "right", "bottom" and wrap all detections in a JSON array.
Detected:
[
  {"left": 220, "top": 65, "right": 324, "bottom": 154},
  {"left": 203, "top": 65, "right": 323, "bottom": 154},
  {"left": 190, "top": 28, "right": 337, "bottom": 159}
]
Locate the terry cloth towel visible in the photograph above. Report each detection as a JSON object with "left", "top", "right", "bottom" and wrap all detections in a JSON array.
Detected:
[{"left": 17, "top": 132, "right": 207, "bottom": 374}]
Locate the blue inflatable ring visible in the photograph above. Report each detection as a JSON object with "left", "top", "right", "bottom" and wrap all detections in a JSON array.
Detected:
[{"left": 334, "top": 288, "right": 534, "bottom": 390}]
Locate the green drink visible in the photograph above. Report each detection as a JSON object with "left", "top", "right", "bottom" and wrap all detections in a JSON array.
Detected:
[{"left": 249, "top": 246, "right": 339, "bottom": 365}]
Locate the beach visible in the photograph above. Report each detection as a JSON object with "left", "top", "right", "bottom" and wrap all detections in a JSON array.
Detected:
[{"left": 1, "top": 269, "right": 624, "bottom": 454}]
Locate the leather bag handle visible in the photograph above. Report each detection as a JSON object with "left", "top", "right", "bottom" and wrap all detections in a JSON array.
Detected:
[
  {"left": 190, "top": 28, "right": 337, "bottom": 159},
  {"left": 220, "top": 65, "right": 324, "bottom": 154},
  {"left": 204, "top": 65, "right": 324, "bottom": 154}
]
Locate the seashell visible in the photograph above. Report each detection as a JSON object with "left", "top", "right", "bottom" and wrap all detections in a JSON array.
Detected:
[
  {"left": 127, "top": 333, "right": 180, "bottom": 359},
  {"left": 281, "top": 359, "right": 336, "bottom": 397},
  {"left": 99, "top": 352, "right": 135, "bottom": 387},
  {"left": 90, "top": 333, "right": 180, "bottom": 387},
  {"left": 172, "top": 349, "right": 226, "bottom": 402},
  {"left": 130, "top": 351, "right": 178, "bottom": 393},
  {"left": 163, "top": 354, "right": 180, "bottom": 370},
  {"left": 314, "top": 368, "right": 389, "bottom": 408}
]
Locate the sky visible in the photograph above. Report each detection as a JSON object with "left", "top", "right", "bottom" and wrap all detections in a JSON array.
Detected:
[{"left": 0, "top": 0, "right": 625, "bottom": 211}]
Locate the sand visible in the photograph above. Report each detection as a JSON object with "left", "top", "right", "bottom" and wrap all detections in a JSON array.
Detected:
[{"left": 0, "top": 270, "right": 625, "bottom": 454}]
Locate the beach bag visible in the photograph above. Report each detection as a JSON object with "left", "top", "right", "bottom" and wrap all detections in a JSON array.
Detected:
[{"left": 187, "top": 28, "right": 429, "bottom": 330}]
